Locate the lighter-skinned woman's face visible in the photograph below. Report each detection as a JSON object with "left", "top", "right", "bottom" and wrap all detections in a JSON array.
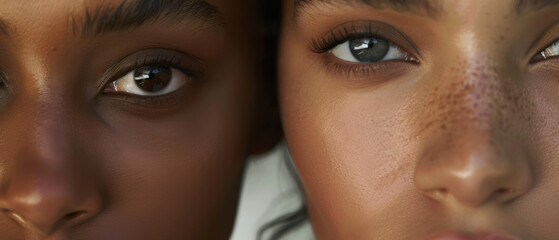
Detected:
[
  {"left": 280, "top": 0, "right": 559, "bottom": 239},
  {"left": 0, "top": 0, "right": 268, "bottom": 239}
]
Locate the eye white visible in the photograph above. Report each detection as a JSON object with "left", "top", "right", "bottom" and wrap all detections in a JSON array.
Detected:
[
  {"left": 542, "top": 40, "right": 559, "bottom": 59},
  {"left": 331, "top": 40, "right": 408, "bottom": 63},
  {"left": 109, "top": 68, "right": 188, "bottom": 96}
]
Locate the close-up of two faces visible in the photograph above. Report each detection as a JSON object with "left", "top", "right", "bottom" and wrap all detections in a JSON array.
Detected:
[{"left": 0, "top": 0, "right": 558, "bottom": 240}]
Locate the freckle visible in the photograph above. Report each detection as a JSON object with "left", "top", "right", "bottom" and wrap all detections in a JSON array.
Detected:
[
  {"left": 500, "top": 35, "right": 505, "bottom": 40},
  {"left": 434, "top": 87, "right": 439, "bottom": 92},
  {"left": 441, "top": 124, "right": 447, "bottom": 130},
  {"left": 51, "top": 47, "right": 57, "bottom": 51}
]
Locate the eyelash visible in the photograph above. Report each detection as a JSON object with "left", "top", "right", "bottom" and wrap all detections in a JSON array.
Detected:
[
  {"left": 310, "top": 22, "right": 419, "bottom": 79},
  {"left": 101, "top": 54, "right": 200, "bottom": 108},
  {"left": 531, "top": 38, "right": 559, "bottom": 63},
  {"left": 311, "top": 23, "right": 381, "bottom": 53}
]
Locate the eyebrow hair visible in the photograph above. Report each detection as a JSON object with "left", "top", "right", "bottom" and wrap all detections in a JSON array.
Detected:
[
  {"left": 293, "top": 0, "right": 440, "bottom": 19},
  {"left": 294, "top": 0, "right": 559, "bottom": 20},
  {"left": 70, "top": 0, "right": 225, "bottom": 38},
  {"left": 516, "top": 0, "right": 559, "bottom": 13}
]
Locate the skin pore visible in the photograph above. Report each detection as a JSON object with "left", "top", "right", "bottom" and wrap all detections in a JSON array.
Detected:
[
  {"left": 0, "top": 0, "right": 276, "bottom": 239},
  {"left": 280, "top": 0, "right": 559, "bottom": 239}
]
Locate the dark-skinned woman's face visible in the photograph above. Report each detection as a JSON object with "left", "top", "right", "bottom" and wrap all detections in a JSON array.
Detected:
[{"left": 0, "top": 0, "right": 268, "bottom": 239}]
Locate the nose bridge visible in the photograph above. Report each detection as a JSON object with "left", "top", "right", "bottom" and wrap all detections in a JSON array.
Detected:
[
  {"left": 449, "top": 53, "right": 505, "bottom": 132},
  {"left": 0, "top": 91, "right": 102, "bottom": 235},
  {"left": 25, "top": 96, "right": 72, "bottom": 158}
]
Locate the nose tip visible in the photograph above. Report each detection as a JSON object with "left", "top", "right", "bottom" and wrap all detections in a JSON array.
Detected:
[
  {"left": 414, "top": 141, "right": 534, "bottom": 207},
  {"left": 0, "top": 171, "right": 103, "bottom": 235},
  {"left": 1, "top": 194, "right": 102, "bottom": 235}
]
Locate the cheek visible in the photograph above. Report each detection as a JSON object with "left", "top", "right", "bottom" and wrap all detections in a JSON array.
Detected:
[
  {"left": 280, "top": 58, "right": 421, "bottom": 236},
  {"left": 84, "top": 73, "right": 254, "bottom": 238},
  {"left": 519, "top": 67, "right": 559, "bottom": 238}
]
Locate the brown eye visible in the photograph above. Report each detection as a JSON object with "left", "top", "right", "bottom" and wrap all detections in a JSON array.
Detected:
[
  {"left": 106, "top": 66, "right": 190, "bottom": 96},
  {"left": 133, "top": 66, "right": 171, "bottom": 92}
]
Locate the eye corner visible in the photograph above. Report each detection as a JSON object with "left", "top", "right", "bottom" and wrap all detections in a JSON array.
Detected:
[{"left": 529, "top": 39, "right": 559, "bottom": 64}]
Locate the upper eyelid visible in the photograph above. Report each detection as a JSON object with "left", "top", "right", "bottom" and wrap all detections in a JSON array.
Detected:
[
  {"left": 530, "top": 38, "right": 559, "bottom": 63},
  {"left": 525, "top": 18, "right": 559, "bottom": 61},
  {"left": 96, "top": 48, "right": 202, "bottom": 93},
  {"left": 310, "top": 20, "right": 422, "bottom": 59}
]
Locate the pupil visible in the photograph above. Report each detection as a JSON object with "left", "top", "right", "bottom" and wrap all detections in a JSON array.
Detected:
[
  {"left": 133, "top": 66, "right": 171, "bottom": 92},
  {"left": 349, "top": 38, "right": 389, "bottom": 62}
]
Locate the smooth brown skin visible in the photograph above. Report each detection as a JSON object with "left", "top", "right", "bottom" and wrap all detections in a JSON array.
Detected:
[
  {"left": 280, "top": 0, "right": 559, "bottom": 239},
  {"left": 0, "top": 0, "right": 276, "bottom": 239}
]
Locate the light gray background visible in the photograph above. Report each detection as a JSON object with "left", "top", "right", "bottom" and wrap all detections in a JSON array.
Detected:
[{"left": 230, "top": 144, "right": 314, "bottom": 240}]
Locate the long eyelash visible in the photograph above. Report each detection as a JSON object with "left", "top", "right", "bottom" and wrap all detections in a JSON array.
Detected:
[
  {"left": 131, "top": 55, "right": 202, "bottom": 80},
  {"left": 310, "top": 22, "right": 381, "bottom": 53},
  {"left": 134, "top": 55, "right": 180, "bottom": 67}
]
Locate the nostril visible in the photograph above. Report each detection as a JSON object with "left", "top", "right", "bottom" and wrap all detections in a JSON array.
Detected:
[
  {"left": 1, "top": 209, "right": 26, "bottom": 226},
  {"left": 62, "top": 211, "right": 86, "bottom": 221},
  {"left": 497, "top": 188, "right": 511, "bottom": 195},
  {"left": 50, "top": 210, "right": 88, "bottom": 232}
]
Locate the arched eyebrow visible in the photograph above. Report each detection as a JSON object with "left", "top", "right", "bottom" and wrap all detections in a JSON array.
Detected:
[
  {"left": 293, "top": 0, "right": 440, "bottom": 19},
  {"left": 516, "top": 0, "right": 559, "bottom": 13},
  {"left": 70, "top": 0, "right": 225, "bottom": 38},
  {"left": 294, "top": 0, "right": 559, "bottom": 20}
]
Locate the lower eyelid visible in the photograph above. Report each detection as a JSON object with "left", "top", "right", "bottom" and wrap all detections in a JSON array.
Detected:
[
  {"left": 322, "top": 53, "right": 418, "bottom": 81},
  {"left": 99, "top": 81, "right": 195, "bottom": 110}
]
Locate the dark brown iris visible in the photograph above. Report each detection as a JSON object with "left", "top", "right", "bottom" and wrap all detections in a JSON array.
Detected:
[{"left": 133, "top": 66, "right": 171, "bottom": 92}]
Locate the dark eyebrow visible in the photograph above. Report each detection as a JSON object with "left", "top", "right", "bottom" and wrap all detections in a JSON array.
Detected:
[
  {"left": 294, "top": 0, "right": 559, "bottom": 21},
  {"left": 70, "top": 0, "right": 225, "bottom": 38},
  {"left": 516, "top": 0, "right": 559, "bottom": 13},
  {"left": 293, "top": 0, "right": 440, "bottom": 20}
]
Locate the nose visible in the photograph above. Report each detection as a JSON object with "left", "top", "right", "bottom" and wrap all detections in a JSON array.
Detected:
[
  {"left": 0, "top": 99, "right": 103, "bottom": 235},
  {"left": 413, "top": 61, "right": 534, "bottom": 207},
  {"left": 414, "top": 136, "right": 534, "bottom": 207},
  {"left": 0, "top": 165, "right": 103, "bottom": 235}
]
